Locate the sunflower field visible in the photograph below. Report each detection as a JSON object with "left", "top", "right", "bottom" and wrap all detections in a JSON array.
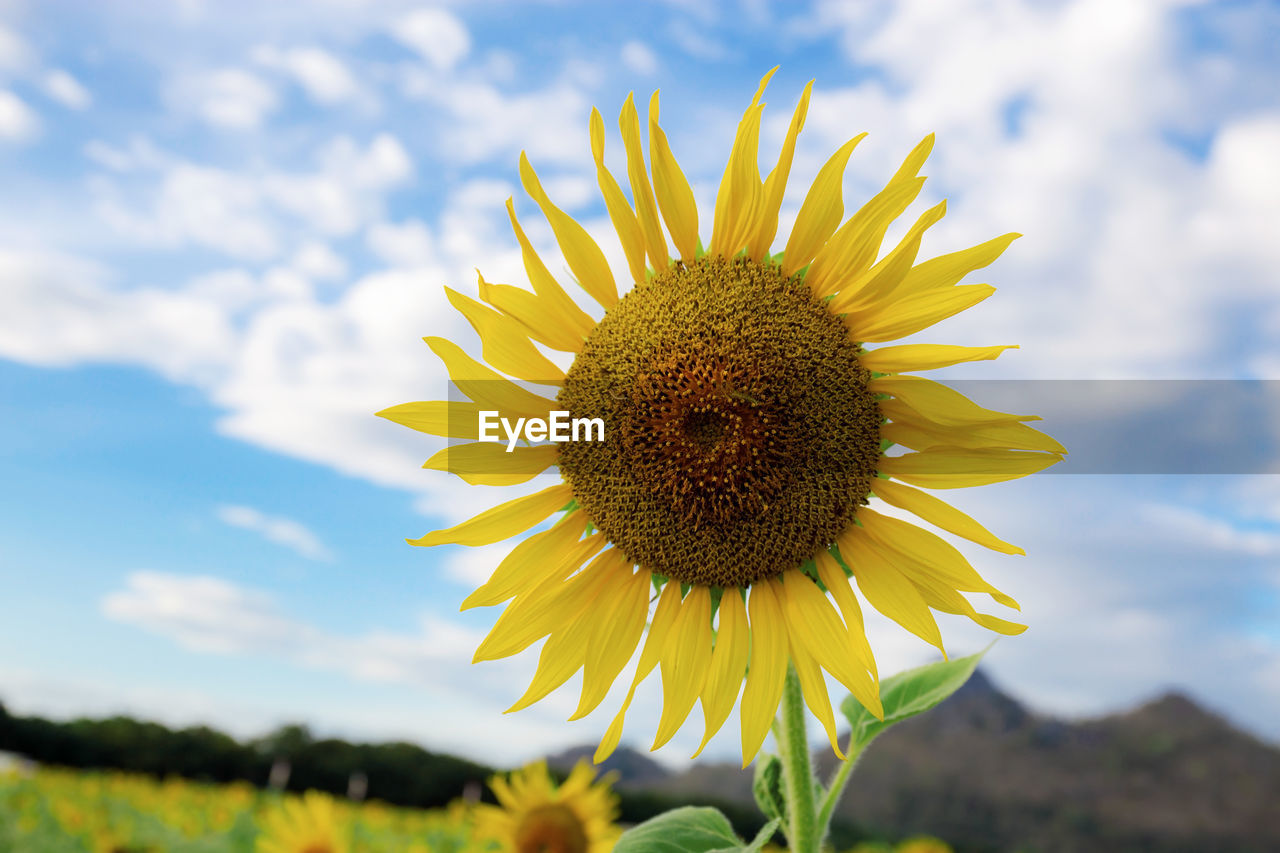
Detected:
[
  {"left": 0, "top": 766, "right": 480, "bottom": 853},
  {"left": 0, "top": 763, "right": 958, "bottom": 853}
]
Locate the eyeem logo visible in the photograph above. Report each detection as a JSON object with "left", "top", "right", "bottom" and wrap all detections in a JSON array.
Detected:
[{"left": 478, "top": 411, "right": 605, "bottom": 452}]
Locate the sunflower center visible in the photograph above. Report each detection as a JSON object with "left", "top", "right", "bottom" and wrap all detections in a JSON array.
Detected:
[
  {"left": 514, "top": 804, "right": 589, "bottom": 853},
  {"left": 557, "top": 256, "right": 883, "bottom": 587}
]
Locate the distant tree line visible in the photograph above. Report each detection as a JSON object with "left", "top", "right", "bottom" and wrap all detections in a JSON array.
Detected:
[{"left": 0, "top": 698, "right": 786, "bottom": 841}]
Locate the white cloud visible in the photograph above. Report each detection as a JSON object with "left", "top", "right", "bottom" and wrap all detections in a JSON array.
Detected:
[
  {"left": 366, "top": 218, "right": 434, "bottom": 267},
  {"left": 667, "top": 18, "right": 730, "bottom": 60},
  {"left": 0, "top": 23, "right": 29, "bottom": 72},
  {"left": 216, "top": 504, "right": 334, "bottom": 561},
  {"left": 252, "top": 45, "right": 360, "bottom": 104},
  {"left": 620, "top": 40, "right": 659, "bottom": 75},
  {"left": 91, "top": 134, "right": 412, "bottom": 258},
  {"left": 415, "top": 80, "right": 589, "bottom": 165},
  {"left": 0, "top": 89, "right": 39, "bottom": 141},
  {"left": 391, "top": 8, "right": 471, "bottom": 71},
  {"left": 291, "top": 241, "right": 347, "bottom": 282},
  {"left": 0, "top": 249, "right": 234, "bottom": 384},
  {"left": 166, "top": 68, "right": 277, "bottom": 130},
  {"left": 42, "top": 69, "right": 91, "bottom": 109}
]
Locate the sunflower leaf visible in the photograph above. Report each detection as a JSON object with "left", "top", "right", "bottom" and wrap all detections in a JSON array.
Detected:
[
  {"left": 708, "top": 818, "right": 782, "bottom": 853},
  {"left": 614, "top": 806, "right": 742, "bottom": 853},
  {"left": 840, "top": 647, "right": 988, "bottom": 748},
  {"left": 751, "top": 754, "right": 786, "bottom": 824}
]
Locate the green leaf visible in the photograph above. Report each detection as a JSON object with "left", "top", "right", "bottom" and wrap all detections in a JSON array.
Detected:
[
  {"left": 614, "top": 806, "right": 743, "bottom": 853},
  {"left": 840, "top": 648, "right": 988, "bottom": 747},
  {"left": 751, "top": 753, "right": 787, "bottom": 824},
  {"left": 707, "top": 818, "right": 782, "bottom": 853}
]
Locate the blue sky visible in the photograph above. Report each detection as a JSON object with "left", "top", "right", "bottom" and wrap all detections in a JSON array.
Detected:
[{"left": 1, "top": 0, "right": 1279, "bottom": 767}]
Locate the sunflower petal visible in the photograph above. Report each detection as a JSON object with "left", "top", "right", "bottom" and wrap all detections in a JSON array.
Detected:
[
  {"left": 781, "top": 134, "right": 867, "bottom": 276},
  {"left": 409, "top": 483, "right": 573, "bottom": 548},
  {"left": 594, "top": 580, "right": 682, "bottom": 763},
  {"left": 423, "top": 442, "right": 558, "bottom": 486},
  {"left": 838, "top": 526, "right": 946, "bottom": 655},
  {"left": 519, "top": 152, "right": 618, "bottom": 309},
  {"left": 653, "top": 586, "right": 713, "bottom": 749},
  {"left": 692, "top": 587, "right": 749, "bottom": 758},
  {"left": 475, "top": 277, "right": 585, "bottom": 354},
  {"left": 740, "top": 579, "right": 788, "bottom": 767},
  {"left": 461, "top": 512, "right": 590, "bottom": 609},
  {"left": 857, "top": 507, "right": 1020, "bottom": 608},
  {"left": 506, "top": 550, "right": 620, "bottom": 712},
  {"left": 500, "top": 199, "right": 595, "bottom": 348},
  {"left": 806, "top": 176, "right": 927, "bottom": 298},
  {"left": 424, "top": 337, "right": 558, "bottom": 419},
  {"left": 445, "top": 285, "right": 566, "bottom": 385},
  {"left": 847, "top": 283, "right": 995, "bottom": 342},
  {"left": 858, "top": 343, "right": 1016, "bottom": 374},
  {"left": 829, "top": 200, "right": 947, "bottom": 314},
  {"left": 902, "top": 569, "right": 1027, "bottom": 636},
  {"left": 376, "top": 400, "right": 483, "bottom": 439},
  {"left": 590, "top": 108, "right": 648, "bottom": 284},
  {"left": 780, "top": 570, "right": 881, "bottom": 718},
  {"left": 648, "top": 91, "right": 699, "bottom": 263},
  {"left": 473, "top": 535, "right": 608, "bottom": 660},
  {"left": 878, "top": 447, "right": 1063, "bottom": 488},
  {"left": 620, "top": 93, "right": 669, "bottom": 269},
  {"left": 711, "top": 102, "right": 767, "bottom": 258},
  {"left": 870, "top": 478, "right": 1023, "bottom": 556},
  {"left": 748, "top": 80, "right": 813, "bottom": 260},
  {"left": 872, "top": 374, "right": 1036, "bottom": 427},
  {"left": 883, "top": 416, "right": 1068, "bottom": 455},
  {"left": 572, "top": 556, "right": 650, "bottom": 720},
  {"left": 894, "top": 233, "right": 1021, "bottom": 300},
  {"left": 813, "top": 552, "right": 878, "bottom": 681},
  {"left": 786, "top": 622, "right": 845, "bottom": 759}
]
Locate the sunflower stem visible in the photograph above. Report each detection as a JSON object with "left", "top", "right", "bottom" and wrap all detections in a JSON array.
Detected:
[{"left": 778, "top": 665, "right": 818, "bottom": 853}]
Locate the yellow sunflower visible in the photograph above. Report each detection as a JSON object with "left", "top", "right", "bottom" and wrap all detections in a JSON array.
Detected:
[
  {"left": 474, "top": 761, "right": 619, "bottom": 853},
  {"left": 256, "top": 790, "right": 348, "bottom": 853},
  {"left": 380, "top": 69, "right": 1063, "bottom": 766}
]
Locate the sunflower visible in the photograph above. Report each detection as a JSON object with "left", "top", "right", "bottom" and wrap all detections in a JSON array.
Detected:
[
  {"left": 256, "top": 790, "right": 348, "bottom": 853},
  {"left": 474, "top": 761, "right": 619, "bottom": 853},
  {"left": 379, "top": 69, "right": 1063, "bottom": 766}
]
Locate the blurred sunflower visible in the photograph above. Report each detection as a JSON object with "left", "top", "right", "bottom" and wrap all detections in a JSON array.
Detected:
[
  {"left": 256, "top": 790, "right": 348, "bottom": 853},
  {"left": 474, "top": 761, "right": 619, "bottom": 853},
  {"left": 380, "top": 69, "right": 1063, "bottom": 765}
]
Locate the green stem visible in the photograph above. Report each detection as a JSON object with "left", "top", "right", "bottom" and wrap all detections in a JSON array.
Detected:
[
  {"left": 778, "top": 665, "right": 818, "bottom": 853},
  {"left": 816, "top": 734, "right": 866, "bottom": 838}
]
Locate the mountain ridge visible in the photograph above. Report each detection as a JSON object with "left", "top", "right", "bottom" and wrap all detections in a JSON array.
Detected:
[{"left": 551, "top": 671, "right": 1280, "bottom": 853}]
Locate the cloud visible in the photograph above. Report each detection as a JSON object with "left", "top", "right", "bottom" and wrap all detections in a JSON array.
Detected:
[
  {"left": 391, "top": 8, "right": 471, "bottom": 71},
  {"left": 0, "top": 249, "right": 234, "bottom": 383},
  {"left": 366, "top": 219, "right": 434, "bottom": 268},
  {"left": 90, "top": 133, "right": 413, "bottom": 259},
  {"left": 620, "top": 40, "right": 659, "bottom": 75},
  {"left": 0, "top": 89, "right": 39, "bottom": 141},
  {"left": 166, "top": 68, "right": 277, "bottom": 130},
  {"left": 42, "top": 69, "right": 91, "bottom": 109},
  {"left": 216, "top": 504, "right": 334, "bottom": 561},
  {"left": 0, "top": 23, "right": 30, "bottom": 72},
  {"left": 252, "top": 45, "right": 360, "bottom": 105},
  {"left": 291, "top": 241, "right": 347, "bottom": 282}
]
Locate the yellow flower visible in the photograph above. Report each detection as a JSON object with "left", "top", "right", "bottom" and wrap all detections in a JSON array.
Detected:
[
  {"left": 895, "top": 837, "right": 954, "bottom": 853},
  {"left": 381, "top": 69, "right": 1063, "bottom": 766},
  {"left": 257, "top": 790, "right": 349, "bottom": 853},
  {"left": 474, "top": 761, "right": 619, "bottom": 853}
]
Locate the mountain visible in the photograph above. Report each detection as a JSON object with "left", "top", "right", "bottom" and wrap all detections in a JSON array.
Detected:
[{"left": 568, "top": 672, "right": 1280, "bottom": 853}]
